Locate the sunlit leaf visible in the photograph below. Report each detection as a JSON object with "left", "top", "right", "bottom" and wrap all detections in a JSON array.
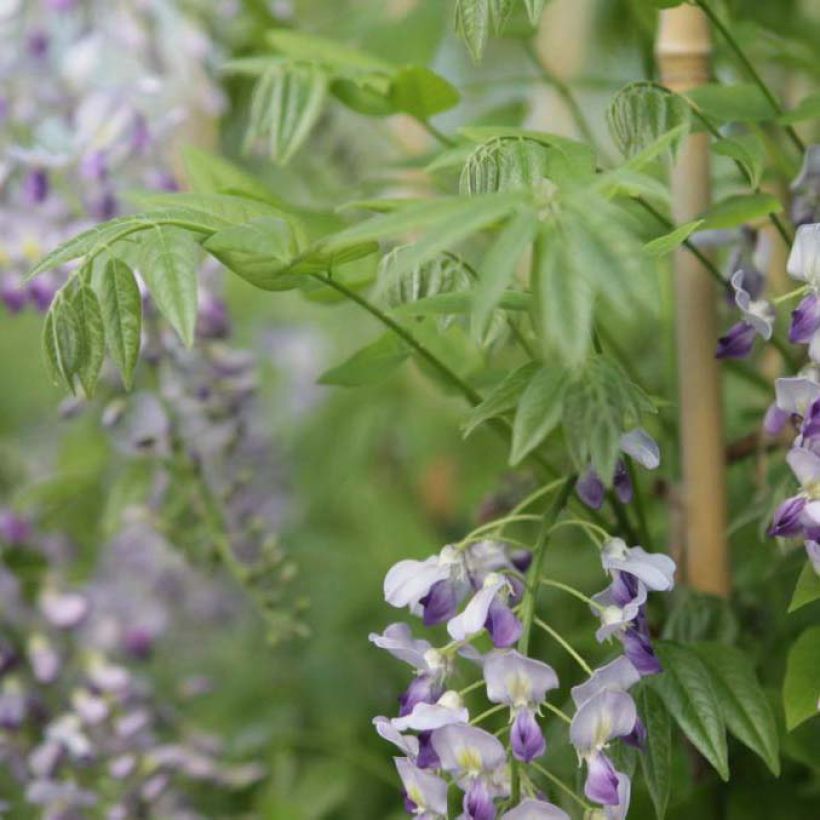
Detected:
[
  {"left": 455, "top": 0, "right": 491, "bottom": 62},
  {"left": 644, "top": 220, "right": 704, "bottom": 257},
  {"left": 390, "top": 66, "right": 460, "bottom": 118},
  {"left": 69, "top": 283, "right": 105, "bottom": 398}
]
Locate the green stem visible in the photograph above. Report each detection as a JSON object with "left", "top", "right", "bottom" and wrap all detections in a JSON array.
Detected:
[
  {"left": 626, "top": 460, "right": 652, "bottom": 549},
  {"left": 510, "top": 477, "right": 575, "bottom": 804},
  {"left": 540, "top": 577, "right": 603, "bottom": 610},
  {"left": 542, "top": 701, "right": 572, "bottom": 725},
  {"left": 534, "top": 617, "right": 593, "bottom": 675},
  {"left": 417, "top": 118, "right": 456, "bottom": 148},
  {"left": 471, "top": 703, "right": 507, "bottom": 726},
  {"left": 529, "top": 761, "right": 594, "bottom": 812},
  {"left": 694, "top": 0, "right": 805, "bottom": 153}
]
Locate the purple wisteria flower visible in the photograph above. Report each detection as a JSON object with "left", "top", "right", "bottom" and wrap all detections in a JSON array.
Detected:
[
  {"left": 395, "top": 757, "right": 449, "bottom": 819},
  {"left": 716, "top": 270, "right": 775, "bottom": 359},
  {"left": 483, "top": 650, "right": 558, "bottom": 762},
  {"left": 431, "top": 723, "right": 509, "bottom": 819},
  {"left": 500, "top": 798, "right": 569, "bottom": 819},
  {"left": 576, "top": 428, "right": 661, "bottom": 509},
  {"left": 569, "top": 656, "right": 640, "bottom": 811},
  {"left": 786, "top": 224, "right": 820, "bottom": 360}
]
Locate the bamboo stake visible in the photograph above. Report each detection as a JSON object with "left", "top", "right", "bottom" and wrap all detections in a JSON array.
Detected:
[{"left": 656, "top": 7, "right": 730, "bottom": 597}]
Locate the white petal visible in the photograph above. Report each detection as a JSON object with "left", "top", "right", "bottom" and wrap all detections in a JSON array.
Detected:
[
  {"left": 787, "top": 223, "right": 820, "bottom": 286},
  {"left": 775, "top": 376, "right": 820, "bottom": 416},
  {"left": 383, "top": 556, "right": 449, "bottom": 609},
  {"left": 619, "top": 428, "right": 660, "bottom": 470},
  {"left": 446, "top": 581, "right": 503, "bottom": 641}
]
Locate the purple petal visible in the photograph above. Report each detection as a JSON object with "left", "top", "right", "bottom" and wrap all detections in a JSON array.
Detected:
[
  {"left": 416, "top": 731, "right": 440, "bottom": 769},
  {"left": 790, "top": 293, "right": 820, "bottom": 343},
  {"left": 484, "top": 599, "right": 522, "bottom": 648},
  {"left": 398, "top": 674, "right": 442, "bottom": 717},
  {"left": 621, "top": 627, "right": 662, "bottom": 676},
  {"left": 715, "top": 321, "right": 755, "bottom": 359},
  {"left": 613, "top": 460, "right": 632, "bottom": 504},
  {"left": 576, "top": 467, "right": 605, "bottom": 509},
  {"left": 762, "top": 403, "right": 790, "bottom": 437},
  {"left": 511, "top": 709, "right": 546, "bottom": 762},
  {"left": 422, "top": 579, "right": 460, "bottom": 626},
  {"left": 601, "top": 540, "right": 676, "bottom": 591},
  {"left": 769, "top": 496, "right": 807, "bottom": 537},
  {"left": 585, "top": 751, "right": 620, "bottom": 806},
  {"left": 465, "top": 779, "right": 497, "bottom": 820},
  {"left": 384, "top": 556, "right": 449, "bottom": 610},
  {"left": 447, "top": 579, "right": 504, "bottom": 642}
]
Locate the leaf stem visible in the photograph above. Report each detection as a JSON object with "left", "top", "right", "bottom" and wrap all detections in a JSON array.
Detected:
[
  {"left": 539, "top": 577, "right": 603, "bottom": 611},
  {"left": 541, "top": 701, "right": 572, "bottom": 725},
  {"left": 417, "top": 118, "right": 456, "bottom": 148},
  {"left": 471, "top": 703, "right": 507, "bottom": 726},
  {"left": 694, "top": 0, "right": 805, "bottom": 153}
]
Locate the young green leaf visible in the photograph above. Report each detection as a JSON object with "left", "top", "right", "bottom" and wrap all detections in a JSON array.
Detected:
[
  {"left": 69, "top": 284, "right": 106, "bottom": 398},
  {"left": 713, "top": 133, "right": 765, "bottom": 188},
  {"left": 246, "top": 62, "right": 328, "bottom": 166},
  {"left": 644, "top": 220, "right": 704, "bottom": 257},
  {"left": 607, "top": 82, "right": 690, "bottom": 159},
  {"left": 471, "top": 209, "right": 536, "bottom": 337},
  {"left": 181, "top": 146, "right": 282, "bottom": 204},
  {"left": 523, "top": 0, "right": 548, "bottom": 24},
  {"left": 638, "top": 685, "right": 672, "bottom": 820},
  {"left": 455, "top": 0, "right": 491, "bottom": 62},
  {"left": 686, "top": 83, "right": 775, "bottom": 123},
  {"left": 489, "top": 0, "right": 514, "bottom": 33},
  {"left": 650, "top": 641, "right": 729, "bottom": 781},
  {"left": 510, "top": 365, "right": 568, "bottom": 464},
  {"left": 99, "top": 259, "right": 142, "bottom": 389},
  {"left": 694, "top": 642, "right": 780, "bottom": 775},
  {"left": 140, "top": 226, "right": 199, "bottom": 347},
  {"left": 460, "top": 138, "right": 551, "bottom": 195},
  {"left": 42, "top": 295, "right": 83, "bottom": 394},
  {"left": 534, "top": 229, "right": 594, "bottom": 366},
  {"left": 266, "top": 29, "right": 393, "bottom": 75},
  {"left": 203, "top": 216, "right": 304, "bottom": 291},
  {"left": 462, "top": 362, "right": 539, "bottom": 438},
  {"left": 389, "top": 66, "right": 460, "bottom": 119},
  {"left": 378, "top": 250, "right": 471, "bottom": 310},
  {"left": 318, "top": 333, "right": 410, "bottom": 387},
  {"left": 789, "top": 561, "right": 820, "bottom": 613},
  {"left": 783, "top": 626, "right": 820, "bottom": 731},
  {"left": 698, "top": 193, "right": 783, "bottom": 231}
]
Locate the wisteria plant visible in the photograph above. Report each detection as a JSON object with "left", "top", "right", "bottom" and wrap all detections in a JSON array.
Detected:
[{"left": 10, "top": 0, "right": 820, "bottom": 817}]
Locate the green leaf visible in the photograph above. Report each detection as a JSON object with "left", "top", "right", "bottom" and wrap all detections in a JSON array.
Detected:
[
  {"left": 649, "top": 641, "right": 729, "bottom": 781},
  {"left": 203, "top": 216, "right": 305, "bottom": 291},
  {"left": 698, "top": 193, "right": 783, "bottom": 231},
  {"left": 779, "top": 91, "right": 820, "bottom": 124},
  {"left": 561, "top": 355, "right": 654, "bottom": 481},
  {"left": 460, "top": 138, "right": 551, "bottom": 195},
  {"left": 783, "top": 626, "right": 820, "bottom": 731},
  {"left": 389, "top": 66, "right": 460, "bottom": 119},
  {"left": 639, "top": 685, "right": 672, "bottom": 820},
  {"left": 42, "top": 295, "right": 83, "bottom": 393},
  {"left": 789, "top": 562, "right": 820, "bottom": 613},
  {"left": 460, "top": 127, "right": 596, "bottom": 187},
  {"left": 489, "top": 0, "right": 514, "bottom": 33},
  {"left": 331, "top": 76, "right": 396, "bottom": 116},
  {"left": 462, "top": 362, "right": 539, "bottom": 438},
  {"left": 266, "top": 29, "right": 393, "bottom": 75},
  {"left": 662, "top": 588, "right": 738, "bottom": 644},
  {"left": 686, "top": 83, "right": 775, "bottom": 123},
  {"left": 99, "top": 259, "right": 142, "bottom": 389},
  {"left": 713, "top": 133, "right": 765, "bottom": 188},
  {"left": 455, "top": 0, "right": 491, "bottom": 62},
  {"left": 69, "top": 284, "right": 106, "bottom": 398},
  {"left": 644, "top": 220, "right": 704, "bottom": 257},
  {"left": 472, "top": 209, "right": 536, "bottom": 336},
  {"left": 523, "top": 0, "right": 548, "bottom": 24},
  {"left": 378, "top": 250, "right": 471, "bottom": 308},
  {"left": 534, "top": 228, "right": 594, "bottom": 366},
  {"left": 510, "top": 365, "right": 568, "bottom": 464},
  {"left": 181, "top": 146, "right": 282, "bottom": 204},
  {"left": 139, "top": 226, "right": 199, "bottom": 347},
  {"left": 607, "top": 82, "right": 690, "bottom": 159},
  {"left": 323, "top": 193, "right": 522, "bottom": 254},
  {"left": 318, "top": 333, "right": 410, "bottom": 386},
  {"left": 246, "top": 62, "right": 327, "bottom": 165},
  {"left": 694, "top": 643, "right": 780, "bottom": 775}
]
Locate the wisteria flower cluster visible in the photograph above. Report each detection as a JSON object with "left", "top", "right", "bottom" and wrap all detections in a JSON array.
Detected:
[
  {"left": 369, "top": 506, "right": 676, "bottom": 818},
  {"left": 0, "top": 0, "right": 222, "bottom": 316},
  {"left": 0, "top": 508, "right": 263, "bottom": 818}
]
